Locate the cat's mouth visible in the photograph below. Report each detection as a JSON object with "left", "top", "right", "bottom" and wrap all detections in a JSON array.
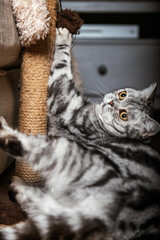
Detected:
[{"left": 108, "top": 100, "right": 114, "bottom": 107}]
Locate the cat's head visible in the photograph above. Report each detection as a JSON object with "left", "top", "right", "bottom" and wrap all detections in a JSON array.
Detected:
[{"left": 97, "top": 83, "right": 160, "bottom": 140}]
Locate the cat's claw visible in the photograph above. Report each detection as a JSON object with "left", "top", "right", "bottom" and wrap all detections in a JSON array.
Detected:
[
  {"left": 0, "top": 117, "right": 8, "bottom": 129},
  {"left": 0, "top": 117, "right": 9, "bottom": 143}
]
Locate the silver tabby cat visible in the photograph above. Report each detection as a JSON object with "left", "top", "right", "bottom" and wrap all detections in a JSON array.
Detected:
[
  {"left": 47, "top": 30, "right": 159, "bottom": 144},
  {"left": 0, "top": 28, "right": 160, "bottom": 240}
]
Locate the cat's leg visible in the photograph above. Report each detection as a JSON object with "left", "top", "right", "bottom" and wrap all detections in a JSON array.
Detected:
[
  {"left": 49, "top": 28, "right": 73, "bottom": 83},
  {"left": 47, "top": 28, "right": 89, "bottom": 134},
  {"left": 9, "top": 176, "right": 44, "bottom": 215},
  {"left": 0, "top": 117, "right": 51, "bottom": 173}
]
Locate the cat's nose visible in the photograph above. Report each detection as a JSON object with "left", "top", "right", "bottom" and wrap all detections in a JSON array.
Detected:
[{"left": 108, "top": 100, "right": 114, "bottom": 107}]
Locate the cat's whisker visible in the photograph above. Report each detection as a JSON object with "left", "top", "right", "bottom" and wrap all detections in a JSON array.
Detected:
[
  {"left": 92, "top": 73, "right": 109, "bottom": 94},
  {"left": 86, "top": 83, "right": 104, "bottom": 98},
  {"left": 82, "top": 88, "right": 104, "bottom": 98},
  {"left": 112, "top": 78, "right": 118, "bottom": 90},
  {"left": 103, "top": 77, "right": 110, "bottom": 94},
  {"left": 91, "top": 81, "right": 105, "bottom": 97},
  {"left": 89, "top": 72, "right": 107, "bottom": 95},
  {"left": 92, "top": 74, "right": 110, "bottom": 95},
  {"left": 95, "top": 77, "right": 107, "bottom": 94},
  {"left": 93, "top": 77, "right": 107, "bottom": 95}
]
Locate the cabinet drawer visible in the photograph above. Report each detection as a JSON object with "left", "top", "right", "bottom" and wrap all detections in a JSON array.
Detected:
[{"left": 73, "top": 39, "right": 160, "bottom": 109}]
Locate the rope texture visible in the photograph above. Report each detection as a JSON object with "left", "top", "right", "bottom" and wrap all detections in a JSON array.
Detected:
[{"left": 16, "top": 0, "right": 58, "bottom": 183}]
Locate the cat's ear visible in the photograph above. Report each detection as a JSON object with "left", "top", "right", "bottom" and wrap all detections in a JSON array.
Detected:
[
  {"left": 141, "top": 115, "right": 160, "bottom": 139},
  {"left": 141, "top": 83, "right": 157, "bottom": 101}
]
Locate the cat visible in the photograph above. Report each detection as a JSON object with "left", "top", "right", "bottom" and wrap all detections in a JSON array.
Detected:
[
  {"left": 0, "top": 28, "right": 160, "bottom": 240},
  {"left": 47, "top": 28, "right": 160, "bottom": 146},
  {"left": 0, "top": 116, "right": 160, "bottom": 240}
]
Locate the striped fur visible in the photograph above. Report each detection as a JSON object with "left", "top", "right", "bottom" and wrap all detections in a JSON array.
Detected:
[
  {"left": 47, "top": 28, "right": 160, "bottom": 145},
  {"left": 0, "top": 117, "right": 160, "bottom": 240},
  {"left": 0, "top": 28, "right": 160, "bottom": 239}
]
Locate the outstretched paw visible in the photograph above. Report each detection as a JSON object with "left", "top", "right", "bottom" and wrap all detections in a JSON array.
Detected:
[{"left": 56, "top": 28, "right": 72, "bottom": 46}]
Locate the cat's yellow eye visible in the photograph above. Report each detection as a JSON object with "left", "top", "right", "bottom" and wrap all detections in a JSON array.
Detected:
[
  {"left": 118, "top": 91, "right": 127, "bottom": 100},
  {"left": 119, "top": 110, "right": 128, "bottom": 121}
]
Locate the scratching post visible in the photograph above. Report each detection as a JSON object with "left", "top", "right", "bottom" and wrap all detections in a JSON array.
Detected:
[
  {"left": 0, "top": 1, "right": 84, "bottom": 227},
  {"left": 15, "top": 4, "right": 83, "bottom": 183},
  {"left": 16, "top": 0, "right": 58, "bottom": 183}
]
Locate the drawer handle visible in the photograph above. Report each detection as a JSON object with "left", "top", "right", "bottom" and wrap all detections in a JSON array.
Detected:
[{"left": 98, "top": 65, "right": 107, "bottom": 76}]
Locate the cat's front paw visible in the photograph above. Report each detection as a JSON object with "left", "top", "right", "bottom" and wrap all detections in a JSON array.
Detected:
[{"left": 56, "top": 28, "right": 72, "bottom": 46}]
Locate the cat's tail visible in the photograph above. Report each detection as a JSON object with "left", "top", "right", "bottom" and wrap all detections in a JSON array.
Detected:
[{"left": 0, "top": 221, "right": 41, "bottom": 240}]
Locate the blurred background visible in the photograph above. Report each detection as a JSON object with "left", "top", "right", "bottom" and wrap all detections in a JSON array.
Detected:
[{"left": 62, "top": 0, "right": 160, "bottom": 117}]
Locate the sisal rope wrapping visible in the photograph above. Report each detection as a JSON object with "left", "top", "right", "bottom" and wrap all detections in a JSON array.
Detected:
[{"left": 16, "top": 0, "right": 58, "bottom": 183}]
